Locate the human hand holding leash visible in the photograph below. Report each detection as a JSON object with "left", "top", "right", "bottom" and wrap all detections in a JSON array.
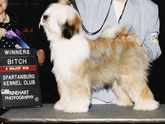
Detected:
[{"left": 119, "top": 34, "right": 142, "bottom": 46}]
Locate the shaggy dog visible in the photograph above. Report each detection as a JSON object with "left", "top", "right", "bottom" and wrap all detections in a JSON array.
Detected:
[{"left": 39, "top": 3, "right": 159, "bottom": 113}]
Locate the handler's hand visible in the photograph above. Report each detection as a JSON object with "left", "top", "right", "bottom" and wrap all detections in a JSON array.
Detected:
[
  {"left": 0, "top": 28, "right": 23, "bottom": 49},
  {"left": 0, "top": 28, "right": 6, "bottom": 38},
  {"left": 120, "top": 34, "right": 142, "bottom": 46},
  {"left": 127, "top": 34, "right": 142, "bottom": 46},
  {"left": 37, "top": 49, "right": 45, "bottom": 67},
  {"left": 15, "top": 44, "right": 22, "bottom": 49}
]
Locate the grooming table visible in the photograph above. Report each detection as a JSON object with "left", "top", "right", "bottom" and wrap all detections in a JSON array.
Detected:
[{"left": 1, "top": 104, "right": 165, "bottom": 123}]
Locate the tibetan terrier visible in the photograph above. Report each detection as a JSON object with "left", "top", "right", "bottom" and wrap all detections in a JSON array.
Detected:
[{"left": 39, "top": 3, "right": 159, "bottom": 113}]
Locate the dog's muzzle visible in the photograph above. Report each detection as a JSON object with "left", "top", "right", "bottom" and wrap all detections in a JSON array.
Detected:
[{"left": 39, "top": 15, "right": 49, "bottom": 28}]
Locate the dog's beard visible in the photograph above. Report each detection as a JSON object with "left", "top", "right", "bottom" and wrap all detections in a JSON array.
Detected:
[{"left": 43, "top": 24, "right": 56, "bottom": 41}]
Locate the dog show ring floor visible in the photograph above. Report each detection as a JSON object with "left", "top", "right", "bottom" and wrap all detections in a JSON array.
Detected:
[{"left": 1, "top": 104, "right": 165, "bottom": 123}]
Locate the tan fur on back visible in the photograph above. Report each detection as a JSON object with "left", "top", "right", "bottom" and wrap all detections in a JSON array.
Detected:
[{"left": 87, "top": 33, "right": 149, "bottom": 88}]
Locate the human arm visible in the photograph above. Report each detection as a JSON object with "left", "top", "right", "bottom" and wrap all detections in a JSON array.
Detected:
[
  {"left": 142, "top": 4, "right": 161, "bottom": 61},
  {"left": 0, "top": 28, "right": 6, "bottom": 38}
]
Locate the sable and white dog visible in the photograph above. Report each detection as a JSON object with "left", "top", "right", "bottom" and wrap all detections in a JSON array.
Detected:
[{"left": 40, "top": 3, "right": 159, "bottom": 113}]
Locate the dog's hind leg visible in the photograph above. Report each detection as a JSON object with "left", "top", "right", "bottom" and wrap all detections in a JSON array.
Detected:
[
  {"left": 112, "top": 80, "right": 133, "bottom": 106},
  {"left": 64, "top": 73, "right": 91, "bottom": 113},
  {"left": 54, "top": 83, "right": 71, "bottom": 111},
  {"left": 120, "top": 74, "right": 159, "bottom": 111}
]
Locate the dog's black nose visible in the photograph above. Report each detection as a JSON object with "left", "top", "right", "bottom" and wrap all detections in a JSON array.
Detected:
[{"left": 43, "top": 15, "right": 48, "bottom": 21}]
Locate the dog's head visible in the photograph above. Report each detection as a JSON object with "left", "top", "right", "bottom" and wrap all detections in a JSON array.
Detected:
[{"left": 40, "top": 3, "right": 82, "bottom": 41}]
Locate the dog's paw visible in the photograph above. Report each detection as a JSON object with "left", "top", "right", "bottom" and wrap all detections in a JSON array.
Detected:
[
  {"left": 64, "top": 105, "right": 89, "bottom": 113},
  {"left": 134, "top": 99, "right": 159, "bottom": 111},
  {"left": 113, "top": 99, "right": 133, "bottom": 106},
  {"left": 54, "top": 101, "right": 66, "bottom": 111},
  {"left": 64, "top": 100, "right": 90, "bottom": 113}
]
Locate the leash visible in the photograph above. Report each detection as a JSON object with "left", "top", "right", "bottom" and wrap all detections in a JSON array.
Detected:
[{"left": 69, "top": 0, "right": 113, "bottom": 35}]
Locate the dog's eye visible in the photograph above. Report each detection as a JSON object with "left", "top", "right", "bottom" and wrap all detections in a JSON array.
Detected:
[{"left": 43, "top": 15, "right": 49, "bottom": 21}]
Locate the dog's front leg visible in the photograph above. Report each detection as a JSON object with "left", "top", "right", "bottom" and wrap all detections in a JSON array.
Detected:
[
  {"left": 54, "top": 83, "right": 71, "bottom": 111},
  {"left": 64, "top": 74, "right": 91, "bottom": 113}
]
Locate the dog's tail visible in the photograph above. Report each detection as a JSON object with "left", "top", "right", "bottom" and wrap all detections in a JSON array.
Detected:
[{"left": 99, "top": 25, "right": 129, "bottom": 39}]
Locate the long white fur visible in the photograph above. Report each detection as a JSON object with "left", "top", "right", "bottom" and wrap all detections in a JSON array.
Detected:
[
  {"left": 40, "top": 3, "right": 159, "bottom": 113},
  {"left": 50, "top": 35, "right": 90, "bottom": 85},
  {"left": 40, "top": 4, "right": 89, "bottom": 85}
]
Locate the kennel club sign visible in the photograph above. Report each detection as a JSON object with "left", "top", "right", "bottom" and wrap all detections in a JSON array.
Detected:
[{"left": 0, "top": 49, "right": 42, "bottom": 109}]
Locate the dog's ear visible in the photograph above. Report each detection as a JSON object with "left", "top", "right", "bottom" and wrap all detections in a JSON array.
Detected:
[
  {"left": 61, "top": 21, "right": 75, "bottom": 39},
  {"left": 61, "top": 15, "right": 82, "bottom": 40}
]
